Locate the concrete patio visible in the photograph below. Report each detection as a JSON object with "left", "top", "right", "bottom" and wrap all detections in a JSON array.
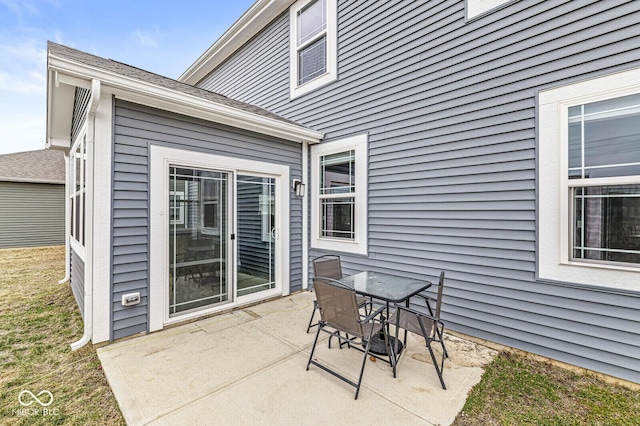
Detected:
[{"left": 98, "top": 291, "right": 497, "bottom": 425}]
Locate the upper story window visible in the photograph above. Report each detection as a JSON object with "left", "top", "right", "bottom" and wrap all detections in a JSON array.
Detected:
[
  {"left": 289, "top": 0, "right": 337, "bottom": 99},
  {"left": 538, "top": 68, "right": 640, "bottom": 292},
  {"left": 311, "top": 134, "right": 368, "bottom": 255}
]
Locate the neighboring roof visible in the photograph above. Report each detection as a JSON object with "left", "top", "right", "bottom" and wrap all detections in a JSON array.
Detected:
[
  {"left": 179, "top": 0, "right": 294, "bottom": 85},
  {"left": 47, "top": 42, "right": 323, "bottom": 147},
  {"left": 0, "top": 149, "right": 65, "bottom": 184}
]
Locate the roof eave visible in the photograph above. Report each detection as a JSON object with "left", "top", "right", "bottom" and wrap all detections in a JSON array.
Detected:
[
  {"left": 48, "top": 53, "right": 323, "bottom": 145},
  {"left": 179, "top": 0, "right": 294, "bottom": 85}
]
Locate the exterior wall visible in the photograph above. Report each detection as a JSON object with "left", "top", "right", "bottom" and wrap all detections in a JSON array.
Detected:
[
  {"left": 112, "top": 100, "right": 303, "bottom": 340},
  {"left": 70, "top": 247, "right": 85, "bottom": 318},
  {"left": 198, "top": 0, "right": 640, "bottom": 383},
  {"left": 0, "top": 181, "right": 65, "bottom": 248}
]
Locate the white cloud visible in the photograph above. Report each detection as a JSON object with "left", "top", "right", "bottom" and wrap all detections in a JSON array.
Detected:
[
  {"left": 0, "top": 0, "right": 40, "bottom": 19},
  {"left": 0, "top": 39, "right": 47, "bottom": 95},
  {"left": 0, "top": 111, "right": 46, "bottom": 154},
  {"left": 134, "top": 27, "right": 159, "bottom": 48}
]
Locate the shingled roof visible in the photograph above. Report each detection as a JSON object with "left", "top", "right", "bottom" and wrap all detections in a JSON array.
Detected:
[
  {"left": 0, "top": 149, "right": 65, "bottom": 184},
  {"left": 48, "top": 41, "right": 299, "bottom": 127}
]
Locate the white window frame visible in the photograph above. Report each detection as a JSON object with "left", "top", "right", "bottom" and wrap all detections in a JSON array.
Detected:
[
  {"left": 538, "top": 67, "right": 640, "bottom": 291},
  {"left": 311, "top": 134, "right": 368, "bottom": 255},
  {"left": 289, "top": 0, "right": 337, "bottom": 99},
  {"left": 70, "top": 132, "right": 86, "bottom": 250},
  {"left": 467, "top": 0, "right": 512, "bottom": 20},
  {"left": 169, "top": 190, "right": 185, "bottom": 225}
]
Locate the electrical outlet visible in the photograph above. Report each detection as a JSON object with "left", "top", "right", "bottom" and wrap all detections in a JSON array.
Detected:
[{"left": 122, "top": 292, "right": 141, "bottom": 306}]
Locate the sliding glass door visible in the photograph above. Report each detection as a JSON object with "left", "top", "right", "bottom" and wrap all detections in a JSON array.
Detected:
[
  {"left": 167, "top": 168, "right": 279, "bottom": 318},
  {"left": 168, "top": 166, "right": 229, "bottom": 316}
]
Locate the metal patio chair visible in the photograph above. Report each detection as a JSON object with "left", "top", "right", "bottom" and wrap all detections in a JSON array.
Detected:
[
  {"left": 388, "top": 271, "right": 448, "bottom": 389},
  {"left": 306, "top": 255, "right": 369, "bottom": 333},
  {"left": 306, "top": 278, "right": 387, "bottom": 399}
]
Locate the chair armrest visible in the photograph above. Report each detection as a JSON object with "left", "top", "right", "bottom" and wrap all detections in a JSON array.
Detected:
[
  {"left": 360, "top": 306, "right": 386, "bottom": 324},
  {"left": 416, "top": 291, "right": 435, "bottom": 303},
  {"left": 393, "top": 304, "right": 445, "bottom": 338},
  {"left": 393, "top": 304, "right": 439, "bottom": 322}
]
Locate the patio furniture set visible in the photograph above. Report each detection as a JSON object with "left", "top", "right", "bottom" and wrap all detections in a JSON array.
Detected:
[{"left": 305, "top": 255, "right": 448, "bottom": 399}]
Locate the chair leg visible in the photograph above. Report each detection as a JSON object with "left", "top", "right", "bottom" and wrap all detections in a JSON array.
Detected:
[
  {"left": 306, "top": 300, "right": 318, "bottom": 333},
  {"left": 355, "top": 335, "right": 373, "bottom": 400},
  {"left": 426, "top": 341, "right": 446, "bottom": 390},
  {"left": 306, "top": 322, "right": 323, "bottom": 371}
]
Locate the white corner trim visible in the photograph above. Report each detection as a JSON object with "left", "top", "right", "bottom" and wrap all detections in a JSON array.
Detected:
[
  {"left": 538, "top": 67, "right": 640, "bottom": 292},
  {"left": 91, "top": 93, "right": 113, "bottom": 344}
]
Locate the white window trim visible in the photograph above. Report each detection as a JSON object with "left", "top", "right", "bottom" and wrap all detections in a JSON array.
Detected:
[
  {"left": 289, "top": 0, "right": 337, "bottom": 99},
  {"left": 467, "top": 0, "right": 512, "bottom": 20},
  {"left": 69, "top": 131, "right": 86, "bottom": 248},
  {"left": 311, "top": 133, "right": 368, "bottom": 255},
  {"left": 538, "top": 67, "right": 640, "bottom": 291}
]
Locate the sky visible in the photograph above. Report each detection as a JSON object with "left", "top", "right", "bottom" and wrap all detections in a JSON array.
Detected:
[{"left": 0, "top": 0, "right": 256, "bottom": 155}]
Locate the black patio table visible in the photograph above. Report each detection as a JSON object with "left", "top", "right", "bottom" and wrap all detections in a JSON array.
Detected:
[{"left": 339, "top": 271, "right": 432, "bottom": 364}]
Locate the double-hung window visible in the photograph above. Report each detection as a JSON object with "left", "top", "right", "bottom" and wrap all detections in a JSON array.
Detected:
[
  {"left": 289, "top": 0, "right": 337, "bottom": 99},
  {"left": 539, "top": 68, "right": 640, "bottom": 291},
  {"left": 70, "top": 136, "right": 86, "bottom": 248},
  {"left": 568, "top": 94, "right": 640, "bottom": 265},
  {"left": 311, "top": 134, "right": 367, "bottom": 255}
]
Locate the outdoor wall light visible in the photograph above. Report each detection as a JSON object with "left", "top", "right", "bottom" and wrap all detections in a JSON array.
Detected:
[{"left": 292, "top": 179, "right": 306, "bottom": 197}]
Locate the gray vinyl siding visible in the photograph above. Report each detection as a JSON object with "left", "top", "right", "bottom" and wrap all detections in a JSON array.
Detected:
[
  {"left": 70, "top": 247, "right": 85, "bottom": 318},
  {"left": 198, "top": 0, "right": 640, "bottom": 383},
  {"left": 0, "top": 182, "right": 65, "bottom": 248},
  {"left": 112, "top": 100, "right": 303, "bottom": 340}
]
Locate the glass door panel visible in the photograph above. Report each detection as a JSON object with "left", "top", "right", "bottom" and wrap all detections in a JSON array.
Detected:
[
  {"left": 169, "top": 166, "right": 229, "bottom": 316},
  {"left": 236, "top": 175, "right": 276, "bottom": 297}
]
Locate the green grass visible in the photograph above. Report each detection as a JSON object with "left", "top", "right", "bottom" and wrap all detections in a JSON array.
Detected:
[
  {"left": 0, "top": 246, "right": 124, "bottom": 425},
  {"left": 454, "top": 351, "right": 640, "bottom": 426},
  {"left": 1, "top": 246, "right": 638, "bottom": 425}
]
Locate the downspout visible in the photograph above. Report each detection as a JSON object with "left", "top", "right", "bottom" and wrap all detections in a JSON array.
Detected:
[
  {"left": 302, "top": 141, "right": 309, "bottom": 290},
  {"left": 71, "top": 78, "right": 100, "bottom": 351},
  {"left": 58, "top": 152, "right": 70, "bottom": 284}
]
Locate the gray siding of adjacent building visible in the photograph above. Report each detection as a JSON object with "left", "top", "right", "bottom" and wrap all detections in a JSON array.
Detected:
[
  {"left": 0, "top": 181, "right": 65, "bottom": 248},
  {"left": 197, "top": 0, "right": 640, "bottom": 383},
  {"left": 112, "top": 100, "right": 303, "bottom": 340},
  {"left": 70, "top": 247, "right": 85, "bottom": 318}
]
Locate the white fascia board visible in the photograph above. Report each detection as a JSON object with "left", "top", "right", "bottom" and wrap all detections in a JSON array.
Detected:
[
  {"left": 48, "top": 55, "right": 323, "bottom": 145},
  {"left": 179, "top": 0, "right": 294, "bottom": 85}
]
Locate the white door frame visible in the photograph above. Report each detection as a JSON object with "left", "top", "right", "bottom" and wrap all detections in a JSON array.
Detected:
[{"left": 149, "top": 145, "right": 290, "bottom": 331}]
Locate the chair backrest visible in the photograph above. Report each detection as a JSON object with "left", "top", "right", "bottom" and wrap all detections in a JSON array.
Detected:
[
  {"left": 312, "top": 255, "right": 343, "bottom": 280},
  {"left": 313, "top": 278, "right": 363, "bottom": 337},
  {"left": 434, "top": 271, "right": 445, "bottom": 319}
]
